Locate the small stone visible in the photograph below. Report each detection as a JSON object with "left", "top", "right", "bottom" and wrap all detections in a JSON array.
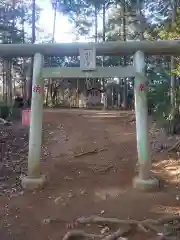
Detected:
[
  {"left": 11, "top": 188, "right": 17, "bottom": 192},
  {"left": 68, "top": 192, "right": 73, "bottom": 198},
  {"left": 54, "top": 196, "right": 62, "bottom": 204},
  {"left": 157, "top": 233, "right": 164, "bottom": 236},
  {"left": 100, "top": 226, "right": 109, "bottom": 234},
  {"left": 100, "top": 210, "right": 105, "bottom": 214},
  {"left": 64, "top": 176, "right": 73, "bottom": 181},
  {"left": 80, "top": 189, "right": 86, "bottom": 195},
  {"left": 176, "top": 195, "right": 180, "bottom": 200},
  {"left": 66, "top": 222, "right": 75, "bottom": 229},
  {"left": 19, "top": 191, "right": 24, "bottom": 196},
  {"left": 43, "top": 218, "right": 51, "bottom": 224},
  {"left": 62, "top": 202, "right": 68, "bottom": 207}
]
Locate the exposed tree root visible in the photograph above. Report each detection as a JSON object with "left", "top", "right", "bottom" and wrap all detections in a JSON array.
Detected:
[
  {"left": 0, "top": 118, "right": 11, "bottom": 125},
  {"left": 102, "top": 226, "right": 132, "bottom": 240},
  {"left": 60, "top": 215, "right": 180, "bottom": 240},
  {"left": 137, "top": 223, "right": 149, "bottom": 233},
  {"left": 62, "top": 230, "right": 103, "bottom": 240},
  {"left": 149, "top": 122, "right": 157, "bottom": 134},
  {"left": 76, "top": 215, "right": 139, "bottom": 225},
  {"left": 74, "top": 148, "right": 107, "bottom": 158},
  {"left": 76, "top": 215, "right": 160, "bottom": 226},
  {"left": 157, "top": 215, "right": 180, "bottom": 224},
  {"left": 91, "top": 165, "right": 114, "bottom": 173},
  {"left": 62, "top": 227, "right": 131, "bottom": 240},
  {"left": 168, "top": 139, "right": 180, "bottom": 152}
]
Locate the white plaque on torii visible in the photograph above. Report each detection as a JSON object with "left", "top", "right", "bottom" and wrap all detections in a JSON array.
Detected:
[{"left": 79, "top": 47, "right": 96, "bottom": 71}]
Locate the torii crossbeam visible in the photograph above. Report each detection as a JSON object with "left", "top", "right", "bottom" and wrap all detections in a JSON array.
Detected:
[{"left": 0, "top": 40, "right": 180, "bottom": 57}]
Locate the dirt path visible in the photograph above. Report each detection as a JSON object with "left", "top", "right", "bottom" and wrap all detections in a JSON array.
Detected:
[{"left": 0, "top": 109, "right": 180, "bottom": 240}]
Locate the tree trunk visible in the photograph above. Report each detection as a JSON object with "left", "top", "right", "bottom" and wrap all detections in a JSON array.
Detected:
[
  {"left": 2, "top": 60, "right": 5, "bottom": 102},
  {"left": 52, "top": 0, "right": 57, "bottom": 43},
  {"left": 170, "top": 0, "right": 176, "bottom": 108},
  {"left": 28, "top": 0, "right": 36, "bottom": 107},
  {"left": 136, "top": 0, "right": 144, "bottom": 40},
  {"left": 46, "top": 0, "right": 58, "bottom": 106},
  {"left": 169, "top": 0, "right": 177, "bottom": 133},
  {"left": 8, "top": 60, "right": 12, "bottom": 104},
  {"left": 45, "top": 80, "right": 50, "bottom": 106},
  {"left": 117, "top": 78, "right": 123, "bottom": 108},
  {"left": 94, "top": 4, "right": 98, "bottom": 42},
  {"left": 122, "top": 0, "right": 128, "bottom": 109},
  {"left": 77, "top": 79, "right": 79, "bottom": 107},
  {"left": 22, "top": 59, "right": 27, "bottom": 101},
  {"left": 22, "top": 4, "right": 28, "bottom": 103},
  {"left": 102, "top": 2, "right": 105, "bottom": 42},
  {"left": 4, "top": 59, "right": 12, "bottom": 105},
  {"left": 102, "top": 2, "right": 107, "bottom": 110}
]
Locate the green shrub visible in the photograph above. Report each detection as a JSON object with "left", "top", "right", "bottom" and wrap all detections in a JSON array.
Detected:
[
  {"left": 0, "top": 103, "right": 13, "bottom": 119},
  {"left": 147, "top": 80, "right": 180, "bottom": 134}
]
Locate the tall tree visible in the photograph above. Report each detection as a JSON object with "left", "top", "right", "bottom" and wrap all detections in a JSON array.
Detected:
[
  {"left": 170, "top": 0, "right": 177, "bottom": 117},
  {"left": 122, "top": 0, "right": 127, "bottom": 109},
  {"left": 28, "top": 0, "right": 36, "bottom": 106},
  {"left": 0, "top": 0, "right": 41, "bottom": 104},
  {"left": 45, "top": 0, "right": 58, "bottom": 106}
]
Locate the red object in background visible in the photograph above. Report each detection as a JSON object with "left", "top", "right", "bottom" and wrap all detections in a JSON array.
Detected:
[
  {"left": 138, "top": 83, "right": 145, "bottom": 92},
  {"left": 22, "top": 109, "right": 31, "bottom": 126},
  {"left": 33, "top": 85, "right": 41, "bottom": 94}
]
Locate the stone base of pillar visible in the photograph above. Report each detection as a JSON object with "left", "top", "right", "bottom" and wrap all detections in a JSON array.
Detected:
[
  {"left": 133, "top": 176, "right": 159, "bottom": 191},
  {"left": 21, "top": 175, "right": 46, "bottom": 190}
]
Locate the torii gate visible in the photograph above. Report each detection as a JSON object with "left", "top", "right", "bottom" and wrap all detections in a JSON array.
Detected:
[{"left": 2, "top": 40, "right": 180, "bottom": 191}]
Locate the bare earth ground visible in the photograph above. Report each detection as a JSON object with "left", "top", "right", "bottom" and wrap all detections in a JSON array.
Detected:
[{"left": 0, "top": 109, "right": 180, "bottom": 240}]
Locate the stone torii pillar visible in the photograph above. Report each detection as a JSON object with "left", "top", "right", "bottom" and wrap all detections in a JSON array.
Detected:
[
  {"left": 133, "top": 51, "right": 159, "bottom": 191},
  {"left": 21, "top": 53, "right": 45, "bottom": 190}
]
